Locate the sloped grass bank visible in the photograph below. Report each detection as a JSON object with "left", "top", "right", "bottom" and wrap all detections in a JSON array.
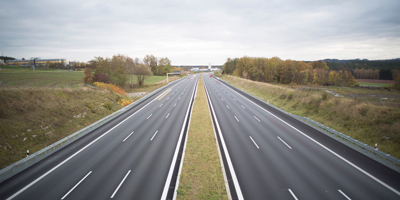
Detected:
[
  {"left": 222, "top": 75, "right": 400, "bottom": 159},
  {"left": 0, "top": 88, "right": 124, "bottom": 169},
  {"left": 177, "top": 77, "right": 227, "bottom": 200}
]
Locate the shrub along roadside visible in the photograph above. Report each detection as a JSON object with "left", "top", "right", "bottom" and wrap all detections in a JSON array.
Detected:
[
  {"left": 222, "top": 75, "right": 400, "bottom": 160},
  {"left": 177, "top": 76, "right": 228, "bottom": 200}
]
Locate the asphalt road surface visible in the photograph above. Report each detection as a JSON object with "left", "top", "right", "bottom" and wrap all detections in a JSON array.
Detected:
[
  {"left": 0, "top": 75, "right": 199, "bottom": 200},
  {"left": 203, "top": 74, "right": 400, "bottom": 200}
]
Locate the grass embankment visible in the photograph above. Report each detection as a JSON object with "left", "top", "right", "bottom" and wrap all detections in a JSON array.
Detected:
[
  {"left": 0, "top": 89, "right": 124, "bottom": 169},
  {"left": 177, "top": 76, "right": 227, "bottom": 200},
  {"left": 222, "top": 75, "right": 400, "bottom": 159}
]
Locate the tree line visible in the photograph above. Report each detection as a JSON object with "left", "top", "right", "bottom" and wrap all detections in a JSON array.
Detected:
[
  {"left": 325, "top": 59, "right": 400, "bottom": 80},
  {"left": 84, "top": 54, "right": 172, "bottom": 87},
  {"left": 223, "top": 57, "right": 357, "bottom": 86}
]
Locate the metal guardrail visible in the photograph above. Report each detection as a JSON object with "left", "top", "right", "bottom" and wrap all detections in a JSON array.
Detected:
[
  {"left": 0, "top": 77, "right": 184, "bottom": 184},
  {"left": 216, "top": 77, "right": 400, "bottom": 167}
]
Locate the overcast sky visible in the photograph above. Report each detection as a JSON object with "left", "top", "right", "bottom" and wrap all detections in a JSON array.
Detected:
[{"left": 1, "top": 0, "right": 399, "bottom": 65}]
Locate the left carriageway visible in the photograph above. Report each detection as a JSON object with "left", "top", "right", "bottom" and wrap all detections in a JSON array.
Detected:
[{"left": 0, "top": 75, "right": 199, "bottom": 200}]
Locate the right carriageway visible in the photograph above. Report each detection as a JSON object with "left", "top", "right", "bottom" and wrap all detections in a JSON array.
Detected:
[{"left": 203, "top": 74, "right": 400, "bottom": 200}]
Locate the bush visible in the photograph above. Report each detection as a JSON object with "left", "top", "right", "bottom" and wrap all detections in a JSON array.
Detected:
[
  {"left": 103, "top": 102, "right": 112, "bottom": 110},
  {"left": 119, "top": 99, "right": 133, "bottom": 107},
  {"left": 358, "top": 106, "right": 369, "bottom": 116},
  {"left": 287, "top": 92, "right": 294, "bottom": 100},
  {"left": 93, "top": 82, "right": 126, "bottom": 95},
  {"left": 322, "top": 92, "right": 328, "bottom": 100},
  {"left": 279, "top": 94, "right": 286, "bottom": 100},
  {"left": 93, "top": 73, "right": 110, "bottom": 83}
]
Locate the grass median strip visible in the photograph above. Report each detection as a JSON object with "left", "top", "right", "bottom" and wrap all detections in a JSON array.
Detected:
[{"left": 177, "top": 76, "right": 228, "bottom": 200}]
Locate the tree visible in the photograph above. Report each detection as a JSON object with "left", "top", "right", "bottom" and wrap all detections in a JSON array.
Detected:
[
  {"left": 158, "top": 57, "right": 172, "bottom": 75},
  {"left": 328, "top": 71, "right": 335, "bottom": 85},
  {"left": 87, "top": 56, "right": 128, "bottom": 87},
  {"left": 311, "top": 61, "right": 329, "bottom": 70},
  {"left": 143, "top": 55, "right": 158, "bottom": 74},
  {"left": 135, "top": 64, "right": 152, "bottom": 86}
]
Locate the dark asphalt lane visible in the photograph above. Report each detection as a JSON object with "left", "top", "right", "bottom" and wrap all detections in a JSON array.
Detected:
[
  {"left": 203, "top": 74, "right": 400, "bottom": 200},
  {"left": 0, "top": 75, "right": 199, "bottom": 200}
]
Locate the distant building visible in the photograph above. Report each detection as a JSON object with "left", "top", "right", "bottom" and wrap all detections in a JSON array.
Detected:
[
  {"left": 6, "top": 58, "right": 67, "bottom": 67},
  {"left": 0, "top": 59, "right": 4, "bottom": 65}
]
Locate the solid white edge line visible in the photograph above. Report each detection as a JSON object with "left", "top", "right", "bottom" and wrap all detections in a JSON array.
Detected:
[
  {"left": 338, "top": 189, "right": 352, "bottom": 200},
  {"left": 161, "top": 76, "right": 198, "bottom": 200},
  {"left": 110, "top": 170, "right": 131, "bottom": 198},
  {"left": 147, "top": 114, "right": 152, "bottom": 119},
  {"left": 204, "top": 79, "right": 244, "bottom": 200},
  {"left": 277, "top": 136, "right": 292, "bottom": 149},
  {"left": 220, "top": 78, "right": 400, "bottom": 197},
  {"left": 234, "top": 116, "right": 239, "bottom": 122},
  {"left": 5, "top": 80, "right": 184, "bottom": 200},
  {"left": 61, "top": 171, "right": 92, "bottom": 200},
  {"left": 254, "top": 116, "right": 261, "bottom": 122},
  {"left": 249, "top": 136, "right": 260, "bottom": 149},
  {"left": 150, "top": 130, "right": 159, "bottom": 141},
  {"left": 203, "top": 76, "right": 232, "bottom": 200},
  {"left": 166, "top": 113, "right": 170, "bottom": 119},
  {"left": 288, "top": 189, "right": 298, "bottom": 200},
  {"left": 122, "top": 131, "right": 134, "bottom": 142},
  {"left": 172, "top": 77, "right": 199, "bottom": 200}
]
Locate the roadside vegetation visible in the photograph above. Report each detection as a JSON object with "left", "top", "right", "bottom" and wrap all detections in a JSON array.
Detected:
[
  {"left": 221, "top": 75, "right": 400, "bottom": 160},
  {"left": 177, "top": 76, "right": 227, "bottom": 200},
  {"left": 0, "top": 88, "right": 124, "bottom": 169}
]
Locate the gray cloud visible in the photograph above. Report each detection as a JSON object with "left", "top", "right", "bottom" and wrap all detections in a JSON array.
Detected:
[{"left": 0, "top": 0, "right": 399, "bottom": 64}]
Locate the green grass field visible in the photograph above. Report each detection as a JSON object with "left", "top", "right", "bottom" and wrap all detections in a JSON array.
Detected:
[
  {"left": 0, "top": 67, "right": 180, "bottom": 90},
  {"left": 358, "top": 82, "right": 392, "bottom": 87},
  {"left": 0, "top": 67, "right": 84, "bottom": 88},
  {"left": 127, "top": 75, "right": 168, "bottom": 84}
]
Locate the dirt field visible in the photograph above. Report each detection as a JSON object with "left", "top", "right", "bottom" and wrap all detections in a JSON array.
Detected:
[{"left": 357, "top": 79, "right": 394, "bottom": 84}]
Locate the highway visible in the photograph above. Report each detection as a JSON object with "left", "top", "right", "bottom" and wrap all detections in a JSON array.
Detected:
[
  {"left": 0, "top": 75, "right": 199, "bottom": 200},
  {"left": 203, "top": 74, "right": 400, "bottom": 200}
]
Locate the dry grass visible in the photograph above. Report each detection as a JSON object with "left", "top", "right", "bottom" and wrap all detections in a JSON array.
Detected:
[
  {"left": 177, "top": 76, "right": 228, "bottom": 200},
  {"left": 222, "top": 75, "right": 400, "bottom": 159},
  {"left": 0, "top": 88, "right": 125, "bottom": 169}
]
